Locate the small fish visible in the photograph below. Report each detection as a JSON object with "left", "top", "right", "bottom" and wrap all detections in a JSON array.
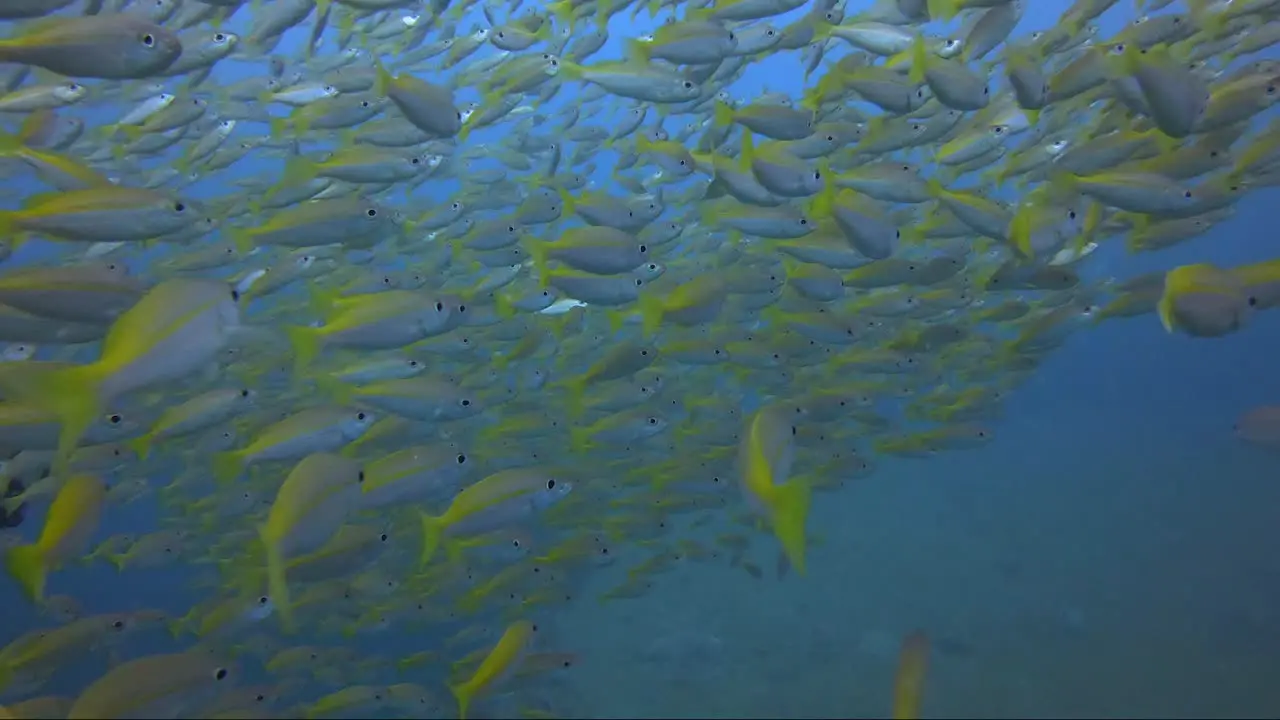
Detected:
[
  {"left": 5, "top": 473, "right": 106, "bottom": 603},
  {"left": 450, "top": 621, "right": 536, "bottom": 720},
  {"left": 0, "top": 14, "right": 182, "bottom": 79}
]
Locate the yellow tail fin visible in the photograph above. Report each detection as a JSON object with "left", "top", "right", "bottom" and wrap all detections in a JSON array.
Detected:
[
  {"left": 0, "top": 362, "right": 102, "bottom": 478},
  {"left": 5, "top": 544, "right": 47, "bottom": 603},
  {"left": 450, "top": 681, "right": 473, "bottom": 720},
  {"left": 420, "top": 513, "right": 445, "bottom": 567},
  {"left": 637, "top": 294, "right": 664, "bottom": 339},
  {"left": 285, "top": 325, "right": 322, "bottom": 376},
  {"left": 262, "top": 531, "right": 294, "bottom": 634},
  {"left": 211, "top": 451, "right": 245, "bottom": 484},
  {"left": 767, "top": 479, "right": 811, "bottom": 577}
]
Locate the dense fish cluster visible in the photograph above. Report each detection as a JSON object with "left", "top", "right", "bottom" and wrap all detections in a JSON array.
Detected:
[{"left": 0, "top": 0, "right": 1278, "bottom": 716}]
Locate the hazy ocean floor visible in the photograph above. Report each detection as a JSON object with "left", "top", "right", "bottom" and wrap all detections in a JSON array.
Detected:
[{"left": 556, "top": 303, "right": 1280, "bottom": 719}]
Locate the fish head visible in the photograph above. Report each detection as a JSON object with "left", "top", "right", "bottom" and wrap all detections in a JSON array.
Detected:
[
  {"left": 132, "top": 24, "right": 184, "bottom": 72},
  {"left": 54, "top": 81, "right": 87, "bottom": 103},
  {"left": 244, "top": 595, "right": 275, "bottom": 622},
  {"left": 536, "top": 477, "right": 573, "bottom": 508},
  {"left": 341, "top": 410, "right": 377, "bottom": 439}
]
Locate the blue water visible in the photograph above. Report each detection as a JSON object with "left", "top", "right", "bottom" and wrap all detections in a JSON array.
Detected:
[{"left": 3, "top": 0, "right": 1280, "bottom": 717}]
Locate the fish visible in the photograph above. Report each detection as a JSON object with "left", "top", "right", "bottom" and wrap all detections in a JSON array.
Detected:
[{"left": 0, "top": 1, "right": 1269, "bottom": 717}]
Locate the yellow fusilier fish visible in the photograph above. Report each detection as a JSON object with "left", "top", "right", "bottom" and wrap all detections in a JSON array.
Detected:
[
  {"left": 1157, "top": 263, "right": 1254, "bottom": 337},
  {"left": 5, "top": 473, "right": 105, "bottom": 603},
  {"left": 260, "top": 452, "right": 365, "bottom": 632},
  {"left": 0, "top": 610, "right": 165, "bottom": 694},
  {"left": 5, "top": 696, "right": 72, "bottom": 718},
  {"left": 66, "top": 650, "right": 236, "bottom": 719},
  {"left": 449, "top": 620, "right": 536, "bottom": 720},
  {"left": 420, "top": 467, "right": 572, "bottom": 566},
  {"left": 892, "top": 630, "right": 930, "bottom": 720},
  {"left": 0, "top": 278, "right": 240, "bottom": 475},
  {"left": 738, "top": 404, "right": 811, "bottom": 575}
]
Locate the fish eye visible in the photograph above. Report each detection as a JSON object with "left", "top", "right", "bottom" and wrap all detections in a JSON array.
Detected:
[
  {"left": 497, "top": 31, "right": 505, "bottom": 38},
  {"left": 366, "top": 208, "right": 377, "bottom": 216},
  {"left": 380, "top": 533, "right": 388, "bottom": 541},
  {"left": 255, "top": 694, "right": 266, "bottom": 702},
  {"left": 1183, "top": 190, "right": 1192, "bottom": 198},
  {"left": 230, "top": 289, "right": 240, "bottom": 301},
  {"left": 456, "top": 453, "right": 466, "bottom": 464},
  {"left": 109, "top": 414, "right": 122, "bottom": 424},
  {"left": 648, "top": 417, "right": 658, "bottom": 424},
  {"left": 214, "top": 668, "right": 228, "bottom": 681},
  {"left": 360, "top": 100, "right": 370, "bottom": 107},
  {"left": 67, "top": 82, "right": 80, "bottom": 91},
  {"left": 682, "top": 81, "right": 694, "bottom": 89},
  {"left": 214, "top": 33, "right": 226, "bottom": 42},
  {"left": 356, "top": 412, "right": 367, "bottom": 420},
  {"left": 460, "top": 398, "right": 471, "bottom": 407},
  {"left": 411, "top": 157, "right": 420, "bottom": 164},
  {"left": 507, "top": 225, "right": 516, "bottom": 232},
  {"left": 408, "top": 359, "right": 419, "bottom": 367},
  {"left": 357, "top": 471, "right": 365, "bottom": 482},
  {"left": 767, "top": 29, "right": 775, "bottom": 36},
  {"left": 174, "top": 202, "right": 185, "bottom": 212},
  {"left": 257, "top": 596, "right": 268, "bottom": 605},
  {"left": 647, "top": 263, "right": 657, "bottom": 270},
  {"left": 639, "top": 244, "right": 647, "bottom": 253},
  {"left": 813, "top": 170, "right": 821, "bottom": 180},
  {"left": 451, "top": 202, "right": 461, "bottom": 210},
  {"left": 435, "top": 301, "right": 444, "bottom": 311},
  {"left": 112, "top": 620, "right": 125, "bottom": 629},
  {"left": 546, "top": 479, "right": 556, "bottom": 489},
  {"left": 799, "top": 218, "right": 808, "bottom": 225},
  {"left": 141, "top": 33, "right": 155, "bottom": 47},
  {"left": 458, "top": 304, "right": 466, "bottom": 312}
]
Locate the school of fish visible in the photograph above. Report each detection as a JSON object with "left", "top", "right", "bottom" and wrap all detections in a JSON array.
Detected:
[{"left": 0, "top": 0, "right": 1277, "bottom": 716}]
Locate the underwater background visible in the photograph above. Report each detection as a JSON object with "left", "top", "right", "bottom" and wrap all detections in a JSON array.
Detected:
[{"left": 1, "top": 0, "right": 1280, "bottom": 717}]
